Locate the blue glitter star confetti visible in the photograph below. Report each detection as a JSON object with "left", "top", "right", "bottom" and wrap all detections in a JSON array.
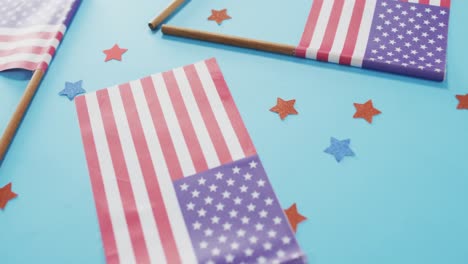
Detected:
[
  {"left": 324, "top": 137, "right": 355, "bottom": 162},
  {"left": 59, "top": 80, "right": 85, "bottom": 101}
]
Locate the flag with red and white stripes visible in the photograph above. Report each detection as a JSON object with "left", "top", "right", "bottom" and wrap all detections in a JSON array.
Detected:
[
  {"left": 296, "top": 0, "right": 450, "bottom": 81},
  {"left": 75, "top": 58, "right": 305, "bottom": 264},
  {"left": 401, "top": 0, "right": 450, "bottom": 6},
  {"left": 0, "top": 0, "right": 80, "bottom": 71}
]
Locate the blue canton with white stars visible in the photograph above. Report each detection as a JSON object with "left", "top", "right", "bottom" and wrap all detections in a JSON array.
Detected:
[
  {"left": 0, "top": 0, "right": 77, "bottom": 27},
  {"left": 174, "top": 155, "right": 305, "bottom": 264},
  {"left": 363, "top": 1, "right": 449, "bottom": 81}
]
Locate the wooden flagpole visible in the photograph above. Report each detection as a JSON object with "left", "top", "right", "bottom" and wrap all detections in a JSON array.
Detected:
[
  {"left": 0, "top": 69, "right": 45, "bottom": 161},
  {"left": 161, "top": 25, "right": 297, "bottom": 56},
  {"left": 148, "top": 0, "right": 185, "bottom": 30}
]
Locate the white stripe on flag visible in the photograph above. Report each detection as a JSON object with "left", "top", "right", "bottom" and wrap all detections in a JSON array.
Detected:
[
  {"left": 107, "top": 85, "right": 167, "bottom": 264},
  {"left": 86, "top": 93, "right": 137, "bottom": 264},
  {"left": 430, "top": 0, "right": 442, "bottom": 5},
  {"left": 151, "top": 73, "right": 196, "bottom": 176},
  {"left": 0, "top": 25, "right": 65, "bottom": 35},
  {"left": 173, "top": 67, "right": 221, "bottom": 169},
  {"left": 328, "top": 0, "right": 356, "bottom": 63},
  {"left": 194, "top": 61, "right": 245, "bottom": 161},
  {"left": 0, "top": 53, "right": 51, "bottom": 65},
  {"left": 0, "top": 38, "right": 60, "bottom": 50},
  {"left": 305, "top": 0, "right": 334, "bottom": 60},
  {"left": 132, "top": 79, "right": 198, "bottom": 264},
  {"left": 408, "top": 0, "right": 419, "bottom": 3},
  {"left": 351, "top": 0, "right": 377, "bottom": 67}
]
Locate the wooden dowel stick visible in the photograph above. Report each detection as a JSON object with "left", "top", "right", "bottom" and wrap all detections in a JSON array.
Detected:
[
  {"left": 148, "top": 0, "right": 185, "bottom": 30},
  {"left": 0, "top": 69, "right": 45, "bottom": 162},
  {"left": 161, "top": 24, "right": 297, "bottom": 56}
]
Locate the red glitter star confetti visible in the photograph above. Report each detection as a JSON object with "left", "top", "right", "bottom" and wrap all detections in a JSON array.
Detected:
[
  {"left": 0, "top": 183, "right": 17, "bottom": 210},
  {"left": 353, "top": 100, "right": 381, "bottom": 123},
  {"left": 270, "top": 98, "right": 298, "bottom": 120},
  {"left": 284, "top": 203, "right": 307, "bottom": 233},
  {"left": 103, "top": 44, "right": 128, "bottom": 62},
  {"left": 456, "top": 94, "right": 468, "bottom": 109},
  {"left": 208, "top": 9, "right": 231, "bottom": 25}
]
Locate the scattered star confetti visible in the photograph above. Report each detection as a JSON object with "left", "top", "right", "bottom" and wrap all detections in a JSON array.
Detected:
[
  {"left": 103, "top": 44, "right": 128, "bottom": 62},
  {"left": 353, "top": 100, "right": 381, "bottom": 123},
  {"left": 456, "top": 94, "right": 468, "bottom": 110},
  {"left": 270, "top": 98, "right": 298, "bottom": 120},
  {"left": 208, "top": 9, "right": 231, "bottom": 25},
  {"left": 284, "top": 203, "right": 307, "bottom": 233},
  {"left": 58, "top": 80, "right": 86, "bottom": 101},
  {"left": 0, "top": 183, "right": 17, "bottom": 210},
  {"left": 324, "top": 137, "right": 355, "bottom": 162}
]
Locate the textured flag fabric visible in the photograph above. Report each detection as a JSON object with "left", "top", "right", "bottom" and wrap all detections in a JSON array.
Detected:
[
  {"left": 296, "top": 0, "right": 450, "bottom": 81},
  {"left": 75, "top": 58, "right": 305, "bottom": 264},
  {"left": 175, "top": 155, "right": 304, "bottom": 264},
  {"left": 0, "top": 0, "right": 81, "bottom": 71},
  {"left": 401, "top": 0, "right": 450, "bottom": 7}
]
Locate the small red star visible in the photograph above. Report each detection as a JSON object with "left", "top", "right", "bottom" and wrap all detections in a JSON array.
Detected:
[
  {"left": 208, "top": 9, "right": 231, "bottom": 25},
  {"left": 456, "top": 94, "right": 468, "bottom": 109},
  {"left": 353, "top": 100, "right": 381, "bottom": 123},
  {"left": 103, "top": 44, "right": 128, "bottom": 62},
  {"left": 284, "top": 203, "right": 307, "bottom": 233},
  {"left": 270, "top": 98, "right": 298, "bottom": 120},
  {"left": 0, "top": 183, "right": 17, "bottom": 210}
]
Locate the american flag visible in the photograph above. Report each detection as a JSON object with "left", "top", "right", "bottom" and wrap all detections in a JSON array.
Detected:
[
  {"left": 75, "top": 58, "right": 305, "bottom": 264},
  {"left": 0, "top": 0, "right": 80, "bottom": 71},
  {"left": 296, "top": 0, "right": 450, "bottom": 81}
]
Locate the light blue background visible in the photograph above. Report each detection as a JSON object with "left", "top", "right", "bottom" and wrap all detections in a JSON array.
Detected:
[{"left": 1, "top": 0, "right": 468, "bottom": 263}]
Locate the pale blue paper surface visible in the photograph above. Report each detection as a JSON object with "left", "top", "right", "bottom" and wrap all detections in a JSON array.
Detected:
[{"left": 1, "top": 0, "right": 468, "bottom": 263}]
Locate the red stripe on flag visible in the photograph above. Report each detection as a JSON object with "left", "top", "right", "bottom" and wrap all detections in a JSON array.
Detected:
[
  {"left": 119, "top": 83, "right": 182, "bottom": 264},
  {"left": 296, "top": 0, "right": 324, "bottom": 58},
  {"left": 0, "top": 42, "right": 58, "bottom": 71},
  {"left": 75, "top": 96, "right": 120, "bottom": 264},
  {"left": 141, "top": 76, "right": 185, "bottom": 181},
  {"left": 420, "top": 0, "right": 430, "bottom": 4},
  {"left": 0, "top": 29, "right": 62, "bottom": 71},
  {"left": 0, "top": 46, "right": 56, "bottom": 57},
  {"left": 0, "top": 61, "right": 38, "bottom": 71},
  {"left": 441, "top": 0, "right": 450, "bottom": 7},
  {"left": 205, "top": 58, "right": 256, "bottom": 157},
  {"left": 317, "top": 0, "right": 346, "bottom": 62},
  {"left": 56, "top": 31, "right": 64, "bottom": 42},
  {"left": 162, "top": 71, "right": 209, "bottom": 173},
  {"left": 184, "top": 64, "right": 232, "bottom": 165},
  {"left": 37, "top": 61, "right": 49, "bottom": 71},
  {"left": 339, "top": 0, "right": 366, "bottom": 65},
  {"left": 0, "top": 31, "right": 62, "bottom": 42},
  {"left": 96, "top": 89, "right": 151, "bottom": 264}
]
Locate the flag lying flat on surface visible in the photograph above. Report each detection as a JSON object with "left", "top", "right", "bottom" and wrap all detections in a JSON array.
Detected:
[
  {"left": 296, "top": 0, "right": 450, "bottom": 81},
  {"left": 75, "top": 58, "right": 305, "bottom": 264},
  {"left": 401, "top": 0, "right": 450, "bottom": 6},
  {"left": 0, "top": 0, "right": 80, "bottom": 71}
]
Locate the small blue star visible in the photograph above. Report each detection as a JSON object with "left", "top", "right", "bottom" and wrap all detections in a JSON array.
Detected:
[
  {"left": 324, "top": 137, "right": 355, "bottom": 162},
  {"left": 59, "top": 80, "right": 85, "bottom": 100}
]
